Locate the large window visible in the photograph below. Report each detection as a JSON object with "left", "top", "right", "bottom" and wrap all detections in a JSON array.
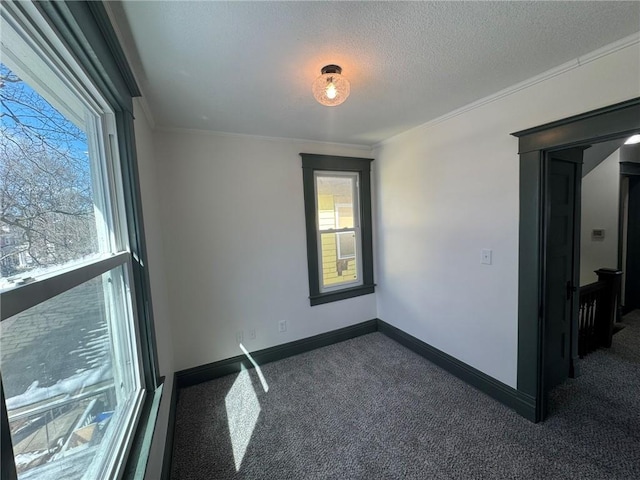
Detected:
[
  {"left": 1, "top": 2, "right": 154, "bottom": 478},
  {"left": 301, "top": 154, "right": 375, "bottom": 305}
]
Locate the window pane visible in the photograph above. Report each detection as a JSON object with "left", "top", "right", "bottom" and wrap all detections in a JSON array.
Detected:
[
  {"left": 320, "top": 232, "right": 358, "bottom": 288},
  {"left": 1, "top": 266, "right": 141, "bottom": 479},
  {"left": 316, "top": 174, "right": 357, "bottom": 230},
  {"left": 0, "top": 63, "right": 102, "bottom": 286},
  {"left": 337, "top": 231, "right": 356, "bottom": 258}
]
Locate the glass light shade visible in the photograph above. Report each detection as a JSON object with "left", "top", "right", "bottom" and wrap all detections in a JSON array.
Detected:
[
  {"left": 624, "top": 134, "right": 640, "bottom": 145},
  {"left": 312, "top": 66, "right": 350, "bottom": 107}
]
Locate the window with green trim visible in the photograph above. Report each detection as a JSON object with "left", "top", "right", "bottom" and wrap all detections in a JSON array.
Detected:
[
  {"left": 301, "top": 154, "right": 375, "bottom": 306},
  {"left": 0, "top": 2, "right": 156, "bottom": 478}
]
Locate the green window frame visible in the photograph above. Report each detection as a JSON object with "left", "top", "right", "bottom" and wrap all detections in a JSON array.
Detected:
[
  {"left": 301, "top": 154, "right": 375, "bottom": 306},
  {"left": 0, "top": 2, "right": 161, "bottom": 479}
]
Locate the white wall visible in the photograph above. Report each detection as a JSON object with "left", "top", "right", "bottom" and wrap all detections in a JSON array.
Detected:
[
  {"left": 154, "top": 131, "right": 377, "bottom": 371},
  {"left": 132, "top": 99, "right": 175, "bottom": 479},
  {"left": 374, "top": 43, "right": 640, "bottom": 387},
  {"left": 580, "top": 150, "right": 620, "bottom": 286}
]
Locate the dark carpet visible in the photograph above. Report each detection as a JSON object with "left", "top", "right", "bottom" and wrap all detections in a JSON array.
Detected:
[{"left": 171, "top": 311, "right": 640, "bottom": 479}]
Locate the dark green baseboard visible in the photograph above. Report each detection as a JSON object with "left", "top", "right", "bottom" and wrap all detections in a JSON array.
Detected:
[
  {"left": 377, "top": 320, "right": 537, "bottom": 422},
  {"left": 176, "top": 319, "right": 378, "bottom": 388},
  {"left": 160, "top": 374, "right": 178, "bottom": 480},
  {"left": 172, "top": 318, "right": 536, "bottom": 423}
]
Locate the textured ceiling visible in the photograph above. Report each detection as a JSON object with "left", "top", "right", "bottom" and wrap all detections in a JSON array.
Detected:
[{"left": 115, "top": 1, "right": 640, "bottom": 146}]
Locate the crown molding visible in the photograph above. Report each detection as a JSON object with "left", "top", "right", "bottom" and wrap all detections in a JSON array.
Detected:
[
  {"left": 153, "top": 125, "right": 373, "bottom": 151},
  {"left": 375, "top": 32, "right": 640, "bottom": 149}
]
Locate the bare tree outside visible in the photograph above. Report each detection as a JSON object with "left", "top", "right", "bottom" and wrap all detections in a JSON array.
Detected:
[{"left": 0, "top": 63, "right": 97, "bottom": 278}]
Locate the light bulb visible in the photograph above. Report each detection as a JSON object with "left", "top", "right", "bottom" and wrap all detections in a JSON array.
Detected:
[
  {"left": 325, "top": 80, "right": 338, "bottom": 100},
  {"left": 312, "top": 65, "right": 350, "bottom": 106}
]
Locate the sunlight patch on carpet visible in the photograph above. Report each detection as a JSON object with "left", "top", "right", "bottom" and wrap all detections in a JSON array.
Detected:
[
  {"left": 225, "top": 364, "right": 261, "bottom": 471},
  {"left": 239, "top": 343, "right": 269, "bottom": 392}
]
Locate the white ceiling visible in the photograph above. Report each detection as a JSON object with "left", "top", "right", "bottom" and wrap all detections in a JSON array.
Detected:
[{"left": 114, "top": 1, "right": 640, "bottom": 146}]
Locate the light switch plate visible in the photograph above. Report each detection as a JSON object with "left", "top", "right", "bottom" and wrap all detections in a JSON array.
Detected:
[{"left": 481, "top": 249, "right": 492, "bottom": 265}]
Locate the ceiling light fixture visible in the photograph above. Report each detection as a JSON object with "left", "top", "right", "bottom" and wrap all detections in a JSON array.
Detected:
[
  {"left": 624, "top": 134, "right": 640, "bottom": 145},
  {"left": 312, "top": 65, "right": 350, "bottom": 107}
]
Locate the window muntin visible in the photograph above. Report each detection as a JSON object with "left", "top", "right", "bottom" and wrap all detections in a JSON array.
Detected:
[
  {"left": 301, "top": 153, "right": 375, "bottom": 305},
  {"left": 0, "top": 5, "right": 145, "bottom": 479},
  {"left": 315, "top": 172, "right": 362, "bottom": 291}
]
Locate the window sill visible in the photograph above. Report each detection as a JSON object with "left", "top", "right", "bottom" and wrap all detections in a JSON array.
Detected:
[
  {"left": 121, "top": 379, "right": 165, "bottom": 479},
  {"left": 309, "top": 284, "right": 375, "bottom": 306}
]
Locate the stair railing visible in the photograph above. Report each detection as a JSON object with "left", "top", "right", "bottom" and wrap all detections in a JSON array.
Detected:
[{"left": 577, "top": 268, "right": 623, "bottom": 358}]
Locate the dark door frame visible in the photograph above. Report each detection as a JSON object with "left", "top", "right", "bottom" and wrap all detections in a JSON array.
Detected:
[
  {"left": 620, "top": 152, "right": 640, "bottom": 313},
  {"left": 511, "top": 97, "right": 640, "bottom": 423}
]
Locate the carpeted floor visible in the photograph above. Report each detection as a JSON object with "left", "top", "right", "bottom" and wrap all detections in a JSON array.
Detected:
[{"left": 171, "top": 311, "right": 640, "bottom": 479}]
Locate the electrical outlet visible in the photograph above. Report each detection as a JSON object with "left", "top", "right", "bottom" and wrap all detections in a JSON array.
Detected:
[
  {"left": 249, "top": 329, "right": 256, "bottom": 340},
  {"left": 236, "top": 331, "right": 244, "bottom": 343},
  {"left": 278, "top": 320, "right": 287, "bottom": 333}
]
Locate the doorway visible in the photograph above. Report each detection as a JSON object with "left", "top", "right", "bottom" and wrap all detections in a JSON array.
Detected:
[{"left": 512, "top": 98, "right": 640, "bottom": 422}]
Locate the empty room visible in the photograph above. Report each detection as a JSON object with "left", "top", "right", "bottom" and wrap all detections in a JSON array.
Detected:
[{"left": 1, "top": 1, "right": 639, "bottom": 479}]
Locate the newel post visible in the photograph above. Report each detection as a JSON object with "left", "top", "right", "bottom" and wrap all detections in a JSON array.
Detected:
[{"left": 594, "top": 268, "right": 623, "bottom": 348}]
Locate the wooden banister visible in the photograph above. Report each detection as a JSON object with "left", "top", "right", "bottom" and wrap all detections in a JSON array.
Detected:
[
  {"left": 594, "top": 268, "right": 623, "bottom": 348},
  {"left": 577, "top": 269, "right": 623, "bottom": 358}
]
